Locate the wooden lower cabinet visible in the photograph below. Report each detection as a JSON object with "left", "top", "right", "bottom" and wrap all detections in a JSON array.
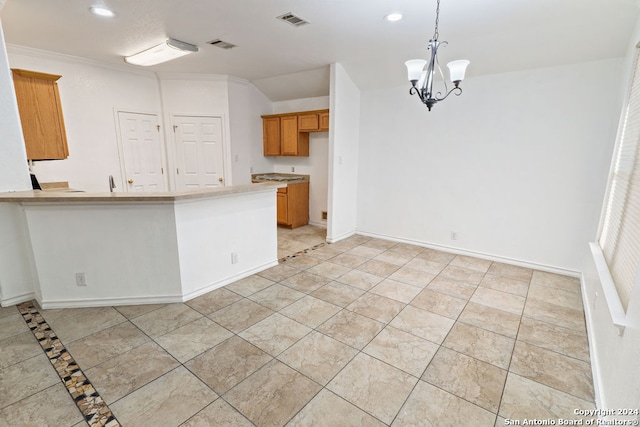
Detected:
[
  {"left": 276, "top": 191, "right": 288, "bottom": 224},
  {"left": 276, "top": 182, "right": 309, "bottom": 229}
]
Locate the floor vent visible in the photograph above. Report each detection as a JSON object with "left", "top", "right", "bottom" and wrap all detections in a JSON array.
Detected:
[
  {"left": 277, "top": 12, "right": 309, "bottom": 27},
  {"left": 207, "top": 39, "right": 237, "bottom": 49}
]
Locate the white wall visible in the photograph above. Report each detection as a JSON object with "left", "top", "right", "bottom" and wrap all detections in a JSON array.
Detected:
[
  {"left": 0, "top": 21, "right": 30, "bottom": 192},
  {"left": 0, "top": 21, "right": 41, "bottom": 306},
  {"left": 327, "top": 63, "right": 361, "bottom": 241},
  {"left": 3, "top": 50, "right": 271, "bottom": 193},
  {"left": 24, "top": 203, "right": 182, "bottom": 307},
  {"left": 228, "top": 79, "right": 273, "bottom": 185},
  {"left": 271, "top": 96, "right": 330, "bottom": 226},
  {"left": 0, "top": 203, "right": 36, "bottom": 306},
  {"left": 356, "top": 59, "right": 621, "bottom": 272},
  {"left": 157, "top": 74, "right": 233, "bottom": 189},
  {"left": 10, "top": 188, "right": 279, "bottom": 308},
  {"left": 581, "top": 17, "right": 640, "bottom": 415},
  {"left": 175, "top": 191, "right": 278, "bottom": 298},
  {"left": 7, "top": 46, "right": 162, "bottom": 192}
]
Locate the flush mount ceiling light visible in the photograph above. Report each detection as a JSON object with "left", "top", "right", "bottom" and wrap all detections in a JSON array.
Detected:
[
  {"left": 89, "top": 6, "right": 115, "bottom": 17},
  {"left": 404, "top": 0, "right": 469, "bottom": 111},
  {"left": 124, "top": 38, "right": 198, "bottom": 66}
]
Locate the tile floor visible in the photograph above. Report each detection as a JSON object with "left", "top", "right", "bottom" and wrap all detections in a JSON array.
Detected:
[{"left": 0, "top": 225, "right": 597, "bottom": 426}]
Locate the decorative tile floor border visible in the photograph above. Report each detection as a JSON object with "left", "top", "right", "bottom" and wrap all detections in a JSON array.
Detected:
[
  {"left": 278, "top": 242, "right": 326, "bottom": 263},
  {"left": 17, "top": 301, "right": 120, "bottom": 427}
]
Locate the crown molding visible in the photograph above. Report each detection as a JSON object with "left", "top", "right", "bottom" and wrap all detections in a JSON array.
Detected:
[
  {"left": 6, "top": 44, "right": 156, "bottom": 78},
  {"left": 155, "top": 72, "right": 248, "bottom": 85},
  {"left": 6, "top": 44, "right": 253, "bottom": 84}
]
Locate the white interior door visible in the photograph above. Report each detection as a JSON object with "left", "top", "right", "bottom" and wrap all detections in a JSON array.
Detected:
[
  {"left": 173, "top": 115, "right": 225, "bottom": 190},
  {"left": 117, "top": 112, "right": 165, "bottom": 192}
]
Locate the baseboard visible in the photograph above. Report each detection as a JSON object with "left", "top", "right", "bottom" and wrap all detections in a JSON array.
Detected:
[
  {"left": 308, "top": 220, "right": 327, "bottom": 228},
  {"left": 1, "top": 291, "right": 36, "bottom": 307},
  {"left": 355, "top": 230, "right": 581, "bottom": 277},
  {"left": 580, "top": 272, "right": 604, "bottom": 410},
  {"left": 38, "top": 259, "right": 280, "bottom": 309},
  {"left": 326, "top": 229, "right": 356, "bottom": 244},
  {"left": 38, "top": 294, "right": 184, "bottom": 309},
  {"left": 181, "top": 259, "right": 279, "bottom": 302}
]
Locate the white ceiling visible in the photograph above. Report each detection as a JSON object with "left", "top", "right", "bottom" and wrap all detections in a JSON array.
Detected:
[{"left": 1, "top": 0, "right": 638, "bottom": 101}]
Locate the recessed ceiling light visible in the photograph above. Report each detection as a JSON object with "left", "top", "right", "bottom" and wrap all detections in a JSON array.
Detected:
[
  {"left": 90, "top": 6, "right": 115, "bottom": 18},
  {"left": 385, "top": 13, "right": 403, "bottom": 22}
]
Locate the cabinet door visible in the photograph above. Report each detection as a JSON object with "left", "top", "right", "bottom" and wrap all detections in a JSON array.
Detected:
[
  {"left": 280, "top": 115, "right": 299, "bottom": 155},
  {"left": 319, "top": 111, "right": 330, "bottom": 131},
  {"left": 286, "top": 182, "right": 310, "bottom": 228},
  {"left": 298, "top": 113, "right": 319, "bottom": 131},
  {"left": 263, "top": 117, "right": 281, "bottom": 156},
  {"left": 277, "top": 192, "right": 289, "bottom": 225},
  {"left": 12, "top": 69, "right": 69, "bottom": 160}
]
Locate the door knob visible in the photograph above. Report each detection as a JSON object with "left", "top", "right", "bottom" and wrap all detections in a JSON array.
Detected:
[
  {"left": 128, "top": 179, "right": 134, "bottom": 184},
  {"left": 218, "top": 177, "right": 223, "bottom": 183}
]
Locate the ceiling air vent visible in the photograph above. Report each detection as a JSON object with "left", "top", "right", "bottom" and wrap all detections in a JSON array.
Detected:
[
  {"left": 207, "top": 39, "right": 236, "bottom": 49},
  {"left": 277, "top": 12, "right": 309, "bottom": 27}
]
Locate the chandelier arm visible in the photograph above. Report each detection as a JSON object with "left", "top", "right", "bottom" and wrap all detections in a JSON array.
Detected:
[
  {"left": 409, "top": 86, "right": 427, "bottom": 103},
  {"left": 435, "top": 41, "right": 449, "bottom": 95},
  {"left": 433, "top": 86, "right": 462, "bottom": 102}
]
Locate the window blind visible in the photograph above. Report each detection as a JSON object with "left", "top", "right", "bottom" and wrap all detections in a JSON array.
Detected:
[{"left": 598, "top": 47, "right": 640, "bottom": 312}]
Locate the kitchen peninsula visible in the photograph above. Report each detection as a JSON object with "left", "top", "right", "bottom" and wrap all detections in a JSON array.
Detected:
[{"left": 0, "top": 183, "right": 283, "bottom": 309}]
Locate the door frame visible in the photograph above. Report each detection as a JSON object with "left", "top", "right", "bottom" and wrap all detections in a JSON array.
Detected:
[
  {"left": 113, "top": 108, "right": 169, "bottom": 192},
  {"left": 169, "top": 113, "right": 231, "bottom": 191}
]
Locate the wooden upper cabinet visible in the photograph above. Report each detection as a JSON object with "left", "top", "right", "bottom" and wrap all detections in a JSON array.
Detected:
[
  {"left": 12, "top": 69, "right": 69, "bottom": 160},
  {"left": 298, "top": 112, "right": 319, "bottom": 131},
  {"left": 263, "top": 116, "right": 281, "bottom": 156},
  {"left": 298, "top": 110, "right": 330, "bottom": 131},
  {"left": 281, "top": 115, "right": 309, "bottom": 156},
  {"left": 319, "top": 111, "right": 329, "bottom": 131},
  {"left": 262, "top": 109, "right": 328, "bottom": 157}
]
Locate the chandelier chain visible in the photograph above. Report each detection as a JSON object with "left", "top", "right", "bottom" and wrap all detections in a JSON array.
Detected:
[{"left": 433, "top": 0, "right": 441, "bottom": 40}]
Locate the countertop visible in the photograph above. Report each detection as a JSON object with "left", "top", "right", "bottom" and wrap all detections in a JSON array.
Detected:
[
  {"left": 251, "top": 173, "right": 309, "bottom": 184},
  {"left": 0, "top": 182, "right": 284, "bottom": 203}
]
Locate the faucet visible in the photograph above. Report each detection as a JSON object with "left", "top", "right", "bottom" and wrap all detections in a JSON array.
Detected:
[{"left": 108, "top": 175, "right": 116, "bottom": 192}]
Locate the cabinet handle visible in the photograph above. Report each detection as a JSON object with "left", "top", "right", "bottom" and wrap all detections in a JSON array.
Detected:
[
  {"left": 218, "top": 177, "right": 223, "bottom": 183},
  {"left": 128, "top": 179, "right": 134, "bottom": 184}
]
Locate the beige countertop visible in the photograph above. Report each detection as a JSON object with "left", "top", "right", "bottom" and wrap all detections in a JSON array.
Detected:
[{"left": 0, "top": 182, "right": 284, "bottom": 203}]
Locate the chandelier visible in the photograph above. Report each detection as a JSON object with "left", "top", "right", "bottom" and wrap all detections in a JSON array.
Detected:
[{"left": 405, "top": 0, "right": 469, "bottom": 111}]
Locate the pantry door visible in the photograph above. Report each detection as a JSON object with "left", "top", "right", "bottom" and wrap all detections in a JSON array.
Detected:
[
  {"left": 172, "top": 115, "right": 225, "bottom": 190},
  {"left": 117, "top": 111, "right": 166, "bottom": 192}
]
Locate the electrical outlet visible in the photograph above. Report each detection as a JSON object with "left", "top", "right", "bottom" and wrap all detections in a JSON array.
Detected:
[
  {"left": 450, "top": 231, "right": 458, "bottom": 240},
  {"left": 291, "top": 166, "right": 295, "bottom": 172},
  {"left": 250, "top": 166, "right": 254, "bottom": 173},
  {"left": 76, "top": 272, "right": 87, "bottom": 286},
  {"left": 231, "top": 252, "right": 239, "bottom": 264},
  {"left": 321, "top": 211, "right": 328, "bottom": 220}
]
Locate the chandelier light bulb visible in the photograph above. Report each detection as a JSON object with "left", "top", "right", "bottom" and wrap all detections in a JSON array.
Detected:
[
  {"left": 405, "top": 59, "right": 427, "bottom": 84},
  {"left": 447, "top": 60, "right": 470, "bottom": 86}
]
